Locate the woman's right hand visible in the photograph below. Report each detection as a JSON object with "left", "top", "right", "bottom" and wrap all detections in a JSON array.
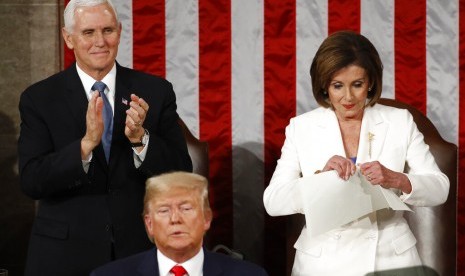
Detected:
[{"left": 321, "top": 155, "right": 356, "bottom": 180}]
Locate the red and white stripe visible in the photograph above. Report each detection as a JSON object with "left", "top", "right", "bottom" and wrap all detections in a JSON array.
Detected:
[{"left": 64, "top": 0, "right": 464, "bottom": 274}]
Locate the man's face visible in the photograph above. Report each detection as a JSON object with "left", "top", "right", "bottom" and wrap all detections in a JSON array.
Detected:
[
  {"left": 62, "top": 3, "right": 121, "bottom": 77},
  {"left": 144, "top": 187, "right": 212, "bottom": 260}
]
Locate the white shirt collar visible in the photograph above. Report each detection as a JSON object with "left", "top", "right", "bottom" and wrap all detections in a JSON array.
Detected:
[
  {"left": 157, "top": 248, "right": 204, "bottom": 276},
  {"left": 76, "top": 63, "right": 117, "bottom": 107}
]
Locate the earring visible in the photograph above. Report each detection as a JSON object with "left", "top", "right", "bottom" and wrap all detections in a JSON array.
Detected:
[
  {"left": 323, "top": 91, "right": 327, "bottom": 95},
  {"left": 368, "top": 87, "right": 372, "bottom": 91}
]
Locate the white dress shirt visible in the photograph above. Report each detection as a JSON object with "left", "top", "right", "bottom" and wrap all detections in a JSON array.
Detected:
[
  {"left": 76, "top": 63, "right": 149, "bottom": 170},
  {"left": 158, "top": 248, "right": 204, "bottom": 276}
]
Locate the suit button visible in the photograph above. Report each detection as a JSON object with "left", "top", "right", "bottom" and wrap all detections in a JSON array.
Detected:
[{"left": 105, "top": 225, "right": 110, "bottom": 231}]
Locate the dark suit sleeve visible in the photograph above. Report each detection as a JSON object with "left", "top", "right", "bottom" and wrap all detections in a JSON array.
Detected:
[
  {"left": 18, "top": 88, "right": 88, "bottom": 199},
  {"left": 137, "top": 80, "right": 192, "bottom": 176}
]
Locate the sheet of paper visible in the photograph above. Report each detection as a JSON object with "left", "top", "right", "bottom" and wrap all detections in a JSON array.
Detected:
[
  {"left": 300, "top": 170, "right": 411, "bottom": 237},
  {"left": 358, "top": 174, "right": 412, "bottom": 212}
]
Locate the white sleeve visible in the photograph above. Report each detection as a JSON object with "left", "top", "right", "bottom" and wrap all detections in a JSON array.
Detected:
[
  {"left": 399, "top": 111, "right": 449, "bottom": 206},
  {"left": 263, "top": 119, "right": 304, "bottom": 216}
]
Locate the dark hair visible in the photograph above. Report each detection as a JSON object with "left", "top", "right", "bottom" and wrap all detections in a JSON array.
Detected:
[{"left": 310, "top": 30, "right": 383, "bottom": 108}]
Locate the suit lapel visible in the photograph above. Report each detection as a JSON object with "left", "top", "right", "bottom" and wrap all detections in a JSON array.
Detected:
[
  {"left": 63, "top": 65, "right": 88, "bottom": 136},
  {"left": 63, "top": 64, "right": 108, "bottom": 169},
  {"left": 317, "top": 108, "right": 347, "bottom": 158},
  {"left": 357, "top": 105, "right": 388, "bottom": 163},
  {"left": 137, "top": 249, "right": 159, "bottom": 276},
  {"left": 112, "top": 65, "right": 132, "bottom": 137},
  {"left": 108, "top": 64, "right": 132, "bottom": 168}
]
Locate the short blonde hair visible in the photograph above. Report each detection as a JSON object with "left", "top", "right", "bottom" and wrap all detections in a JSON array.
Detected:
[{"left": 143, "top": 172, "right": 210, "bottom": 216}]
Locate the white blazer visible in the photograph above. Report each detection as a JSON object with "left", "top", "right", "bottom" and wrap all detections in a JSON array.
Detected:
[{"left": 263, "top": 104, "right": 449, "bottom": 275}]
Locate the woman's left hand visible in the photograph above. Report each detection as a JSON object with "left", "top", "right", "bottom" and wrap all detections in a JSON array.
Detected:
[{"left": 359, "top": 161, "right": 412, "bottom": 193}]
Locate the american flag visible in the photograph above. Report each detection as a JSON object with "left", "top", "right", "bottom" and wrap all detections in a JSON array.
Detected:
[{"left": 64, "top": 0, "right": 464, "bottom": 274}]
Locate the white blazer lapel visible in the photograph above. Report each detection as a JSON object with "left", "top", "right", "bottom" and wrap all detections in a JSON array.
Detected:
[
  {"left": 357, "top": 105, "right": 388, "bottom": 163},
  {"left": 317, "top": 108, "right": 347, "bottom": 158}
]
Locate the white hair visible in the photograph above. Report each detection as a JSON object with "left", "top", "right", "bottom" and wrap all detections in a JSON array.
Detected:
[{"left": 63, "top": 0, "right": 119, "bottom": 33}]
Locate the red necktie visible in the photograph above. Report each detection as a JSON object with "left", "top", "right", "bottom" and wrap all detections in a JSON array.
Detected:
[{"left": 170, "top": 265, "right": 187, "bottom": 276}]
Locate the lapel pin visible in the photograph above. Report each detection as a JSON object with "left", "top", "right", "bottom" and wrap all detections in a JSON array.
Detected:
[{"left": 368, "top": 132, "right": 375, "bottom": 159}]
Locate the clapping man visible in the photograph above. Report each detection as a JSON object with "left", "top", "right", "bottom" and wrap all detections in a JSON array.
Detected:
[{"left": 18, "top": 1, "right": 192, "bottom": 275}]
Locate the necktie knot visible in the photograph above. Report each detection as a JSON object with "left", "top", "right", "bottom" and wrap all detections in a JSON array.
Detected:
[
  {"left": 170, "top": 265, "right": 187, "bottom": 276},
  {"left": 92, "top": 81, "right": 107, "bottom": 93}
]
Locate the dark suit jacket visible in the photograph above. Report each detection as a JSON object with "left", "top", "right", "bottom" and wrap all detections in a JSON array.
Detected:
[
  {"left": 90, "top": 248, "right": 269, "bottom": 276},
  {"left": 18, "top": 63, "right": 192, "bottom": 276}
]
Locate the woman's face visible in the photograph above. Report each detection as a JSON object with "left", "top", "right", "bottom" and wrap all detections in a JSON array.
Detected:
[{"left": 327, "top": 64, "right": 370, "bottom": 121}]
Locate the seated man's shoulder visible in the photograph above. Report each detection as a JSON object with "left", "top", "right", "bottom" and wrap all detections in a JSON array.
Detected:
[
  {"left": 206, "top": 251, "right": 268, "bottom": 276},
  {"left": 90, "top": 249, "right": 155, "bottom": 276}
]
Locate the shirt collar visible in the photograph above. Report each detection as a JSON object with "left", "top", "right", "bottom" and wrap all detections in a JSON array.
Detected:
[
  {"left": 76, "top": 63, "right": 117, "bottom": 102},
  {"left": 157, "top": 248, "right": 204, "bottom": 276}
]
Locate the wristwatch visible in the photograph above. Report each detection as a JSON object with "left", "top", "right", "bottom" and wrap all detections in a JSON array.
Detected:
[{"left": 131, "top": 129, "right": 149, "bottom": 147}]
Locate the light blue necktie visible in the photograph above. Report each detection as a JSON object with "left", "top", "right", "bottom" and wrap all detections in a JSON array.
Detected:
[{"left": 92, "top": 81, "right": 113, "bottom": 162}]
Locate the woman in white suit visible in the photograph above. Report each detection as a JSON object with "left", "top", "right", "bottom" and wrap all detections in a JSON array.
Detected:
[{"left": 263, "top": 31, "right": 449, "bottom": 276}]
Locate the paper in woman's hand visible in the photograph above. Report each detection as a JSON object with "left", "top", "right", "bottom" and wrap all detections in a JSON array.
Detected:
[{"left": 299, "top": 170, "right": 411, "bottom": 237}]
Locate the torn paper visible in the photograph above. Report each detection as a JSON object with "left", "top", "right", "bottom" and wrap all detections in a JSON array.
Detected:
[{"left": 300, "top": 170, "right": 411, "bottom": 236}]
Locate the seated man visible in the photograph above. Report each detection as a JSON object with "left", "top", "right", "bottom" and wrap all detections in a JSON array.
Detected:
[{"left": 91, "top": 172, "right": 268, "bottom": 276}]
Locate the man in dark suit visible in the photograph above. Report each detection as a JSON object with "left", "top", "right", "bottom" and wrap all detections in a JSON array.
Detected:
[
  {"left": 90, "top": 172, "right": 268, "bottom": 276},
  {"left": 17, "top": 1, "right": 192, "bottom": 275}
]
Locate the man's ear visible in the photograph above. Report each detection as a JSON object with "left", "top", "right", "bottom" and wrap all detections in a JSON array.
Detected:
[
  {"left": 144, "top": 214, "right": 154, "bottom": 237},
  {"left": 204, "top": 208, "right": 212, "bottom": 231},
  {"left": 62, "top": 27, "right": 74, "bottom": 50}
]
